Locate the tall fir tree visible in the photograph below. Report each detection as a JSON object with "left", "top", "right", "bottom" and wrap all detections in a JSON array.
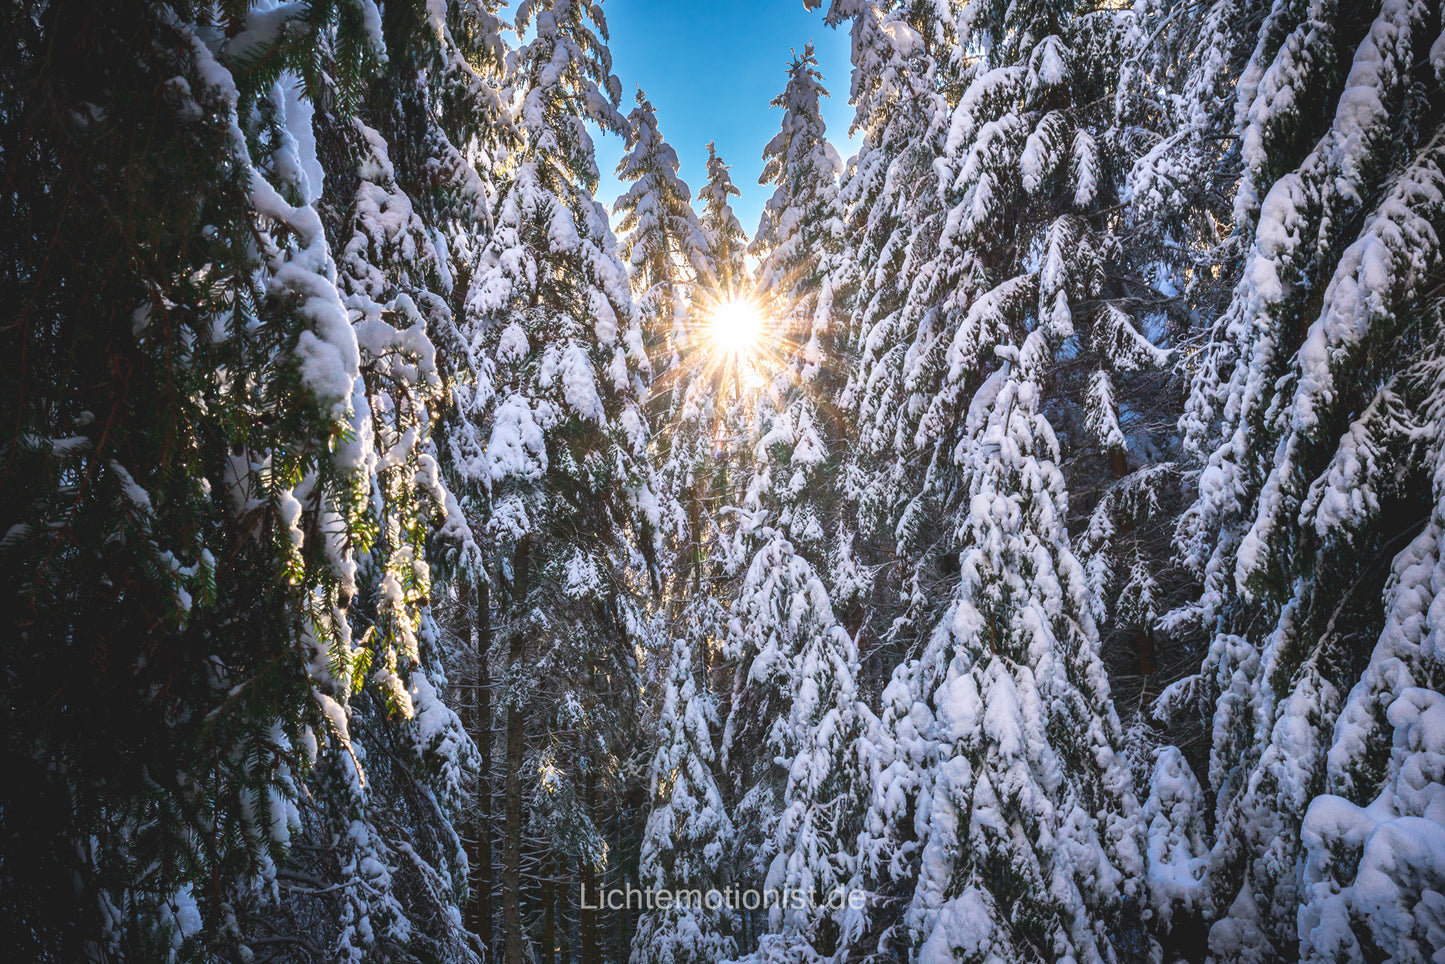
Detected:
[
  {"left": 403, "top": 0, "right": 516, "bottom": 949},
  {"left": 843, "top": 332, "right": 1147, "bottom": 964},
  {"left": 613, "top": 89, "right": 720, "bottom": 603},
  {"left": 700, "top": 142, "right": 753, "bottom": 300},
  {"left": 631, "top": 599, "right": 740, "bottom": 964},
  {"left": 1151, "top": 1, "right": 1445, "bottom": 961},
  {"left": 719, "top": 44, "right": 869, "bottom": 964},
  {"left": 753, "top": 42, "right": 846, "bottom": 396},
  {"left": 818, "top": 0, "right": 969, "bottom": 673},
  {"left": 0, "top": 0, "right": 489, "bottom": 959},
  {"left": 461, "top": 0, "right": 657, "bottom": 960}
]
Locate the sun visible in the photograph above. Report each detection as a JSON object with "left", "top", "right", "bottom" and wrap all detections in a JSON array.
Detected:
[{"left": 706, "top": 295, "right": 766, "bottom": 361}]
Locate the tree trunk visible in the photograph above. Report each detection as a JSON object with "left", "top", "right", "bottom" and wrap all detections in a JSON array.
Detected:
[
  {"left": 686, "top": 487, "right": 703, "bottom": 599},
  {"left": 502, "top": 650, "right": 526, "bottom": 964},
  {"left": 468, "top": 579, "right": 494, "bottom": 951},
  {"left": 559, "top": 881, "right": 573, "bottom": 964},
  {"left": 541, "top": 856, "right": 556, "bottom": 964},
  {"left": 579, "top": 858, "right": 600, "bottom": 964},
  {"left": 613, "top": 811, "right": 628, "bottom": 964},
  {"left": 1136, "top": 626, "right": 1157, "bottom": 679},
  {"left": 503, "top": 539, "right": 532, "bottom": 964},
  {"left": 580, "top": 769, "right": 601, "bottom": 964}
]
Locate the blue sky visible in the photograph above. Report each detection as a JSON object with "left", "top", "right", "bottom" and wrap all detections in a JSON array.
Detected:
[{"left": 590, "top": 1, "right": 859, "bottom": 234}]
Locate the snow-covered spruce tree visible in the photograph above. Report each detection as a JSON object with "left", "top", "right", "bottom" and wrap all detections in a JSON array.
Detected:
[
  {"left": 0, "top": 1, "right": 482, "bottom": 959},
  {"left": 381, "top": 0, "right": 515, "bottom": 948},
  {"left": 253, "top": 1, "right": 523, "bottom": 954},
  {"left": 700, "top": 142, "right": 754, "bottom": 299},
  {"left": 630, "top": 154, "right": 758, "bottom": 950},
  {"left": 812, "top": 7, "right": 1176, "bottom": 957},
  {"left": 753, "top": 42, "right": 845, "bottom": 378},
  {"left": 689, "top": 140, "right": 758, "bottom": 586},
  {"left": 688, "top": 143, "right": 758, "bottom": 586},
  {"left": 743, "top": 41, "right": 847, "bottom": 594},
  {"left": 613, "top": 89, "right": 720, "bottom": 602},
  {"left": 631, "top": 598, "right": 739, "bottom": 964},
  {"left": 818, "top": 0, "right": 1182, "bottom": 706},
  {"left": 463, "top": 0, "right": 656, "bottom": 960},
  {"left": 813, "top": 0, "right": 967, "bottom": 672},
  {"left": 629, "top": 141, "right": 761, "bottom": 964},
  {"left": 921, "top": 0, "right": 1166, "bottom": 459},
  {"left": 1141, "top": 746, "right": 1210, "bottom": 953},
  {"left": 934, "top": 0, "right": 1180, "bottom": 710},
  {"left": 615, "top": 88, "right": 714, "bottom": 372},
  {"left": 718, "top": 44, "right": 869, "bottom": 964},
  {"left": 844, "top": 334, "right": 1147, "bottom": 964},
  {"left": 611, "top": 90, "right": 760, "bottom": 964},
  {"left": 1152, "top": 1, "right": 1445, "bottom": 961},
  {"left": 723, "top": 458, "right": 867, "bottom": 964}
]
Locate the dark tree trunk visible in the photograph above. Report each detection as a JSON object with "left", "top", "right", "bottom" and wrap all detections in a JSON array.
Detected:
[
  {"left": 503, "top": 539, "right": 532, "bottom": 964},
  {"left": 467, "top": 579, "right": 494, "bottom": 951},
  {"left": 686, "top": 487, "right": 703, "bottom": 598},
  {"left": 1137, "top": 626, "right": 1157, "bottom": 679},
  {"left": 1109, "top": 447, "right": 1128, "bottom": 478},
  {"left": 502, "top": 650, "right": 526, "bottom": 964},
  {"left": 613, "top": 811, "right": 628, "bottom": 964},
  {"left": 579, "top": 858, "right": 600, "bottom": 964},
  {"left": 541, "top": 855, "right": 556, "bottom": 964},
  {"left": 580, "top": 769, "right": 602, "bottom": 964},
  {"left": 559, "top": 878, "right": 573, "bottom": 964}
]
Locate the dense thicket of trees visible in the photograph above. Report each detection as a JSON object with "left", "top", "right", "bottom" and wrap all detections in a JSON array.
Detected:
[{"left": 3, "top": 1, "right": 1443, "bottom": 962}]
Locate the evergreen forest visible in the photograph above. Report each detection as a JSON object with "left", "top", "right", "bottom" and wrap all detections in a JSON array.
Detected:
[{"left": 3, "top": 0, "right": 1445, "bottom": 961}]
